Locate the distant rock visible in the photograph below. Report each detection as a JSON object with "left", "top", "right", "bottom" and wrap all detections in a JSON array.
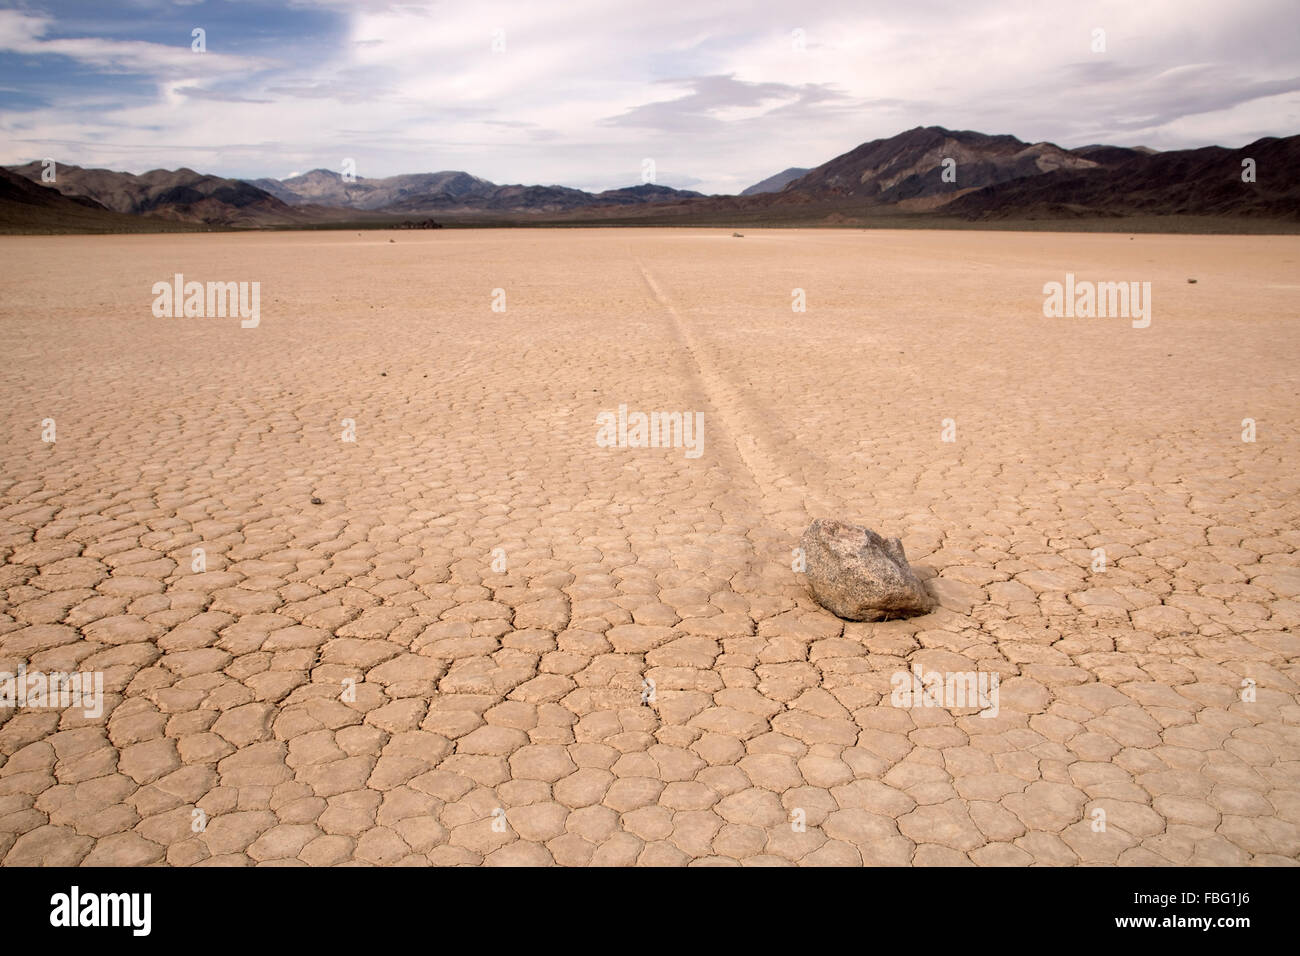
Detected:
[
  {"left": 741, "top": 166, "right": 810, "bottom": 196},
  {"left": 800, "top": 518, "right": 933, "bottom": 621}
]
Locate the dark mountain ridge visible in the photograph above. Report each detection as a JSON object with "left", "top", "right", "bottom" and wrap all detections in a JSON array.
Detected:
[{"left": 6, "top": 125, "right": 1296, "bottom": 232}]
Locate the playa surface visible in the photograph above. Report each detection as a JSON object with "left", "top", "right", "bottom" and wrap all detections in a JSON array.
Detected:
[{"left": 1, "top": 227, "right": 1298, "bottom": 866}]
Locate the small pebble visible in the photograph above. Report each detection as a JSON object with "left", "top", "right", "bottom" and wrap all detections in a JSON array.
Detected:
[{"left": 310, "top": 497, "right": 323, "bottom": 505}]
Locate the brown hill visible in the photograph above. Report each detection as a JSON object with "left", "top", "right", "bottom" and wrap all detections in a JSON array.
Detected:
[
  {"left": 944, "top": 135, "right": 1300, "bottom": 220},
  {"left": 8, "top": 162, "right": 304, "bottom": 227},
  {"left": 0, "top": 167, "right": 195, "bottom": 233},
  {"left": 771, "top": 126, "right": 1099, "bottom": 205}
]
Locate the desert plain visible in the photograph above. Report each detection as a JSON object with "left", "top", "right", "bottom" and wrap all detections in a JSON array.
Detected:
[{"left": 0, "top": 226, "right": 1298, "bottom": 866}]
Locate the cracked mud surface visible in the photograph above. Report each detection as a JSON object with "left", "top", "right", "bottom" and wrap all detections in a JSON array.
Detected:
[{"left": 1, "top": 228, "right": 1298, "bottom": 866}]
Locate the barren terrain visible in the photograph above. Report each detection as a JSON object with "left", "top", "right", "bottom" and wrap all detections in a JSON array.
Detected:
[{"left": 1, "top": 228, "right": 1297, "bottom": 866}]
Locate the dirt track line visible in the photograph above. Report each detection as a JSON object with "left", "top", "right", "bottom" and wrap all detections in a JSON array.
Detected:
[{"left": 633, "top": 255, "right": 800, "bottom": 511}]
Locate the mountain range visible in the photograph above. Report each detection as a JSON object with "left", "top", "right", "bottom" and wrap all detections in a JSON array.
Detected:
[
  {"left": 943, "top": 135, "right": 1299, "bottom": 220},
  {"left": 250, "top": 169, "right": 704, "bottom": 214},
  {"left": 4, "top": 126, "right": 1296, "bottom": 232},
  {"left": 0, "top": 167, "right": 196, "bottom": 233},
  {"left": 5, "top": 161, "right": 308, "bottom": 227}
]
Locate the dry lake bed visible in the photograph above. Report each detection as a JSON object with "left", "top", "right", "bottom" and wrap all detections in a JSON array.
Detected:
[{"left": 0, "top": 227, "right": 1298, "bottom": 866}]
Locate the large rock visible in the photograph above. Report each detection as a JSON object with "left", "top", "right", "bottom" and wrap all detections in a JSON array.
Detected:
[{"left": 800, "top": 518, "right": 934, "bottom": 621}]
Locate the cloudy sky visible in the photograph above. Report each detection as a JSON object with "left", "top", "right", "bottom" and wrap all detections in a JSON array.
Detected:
[{"left": 1, "top": 0, "right": 1297, "bottom": 194}]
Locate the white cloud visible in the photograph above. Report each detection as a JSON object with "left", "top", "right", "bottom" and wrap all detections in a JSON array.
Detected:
[{"left": 0, "top": 0, "right": 1296, "bottom": 193}]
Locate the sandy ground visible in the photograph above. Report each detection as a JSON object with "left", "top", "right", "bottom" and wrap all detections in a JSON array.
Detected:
[{"left": 0, "top": 227, "right": 1298, "bottom": 867}]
